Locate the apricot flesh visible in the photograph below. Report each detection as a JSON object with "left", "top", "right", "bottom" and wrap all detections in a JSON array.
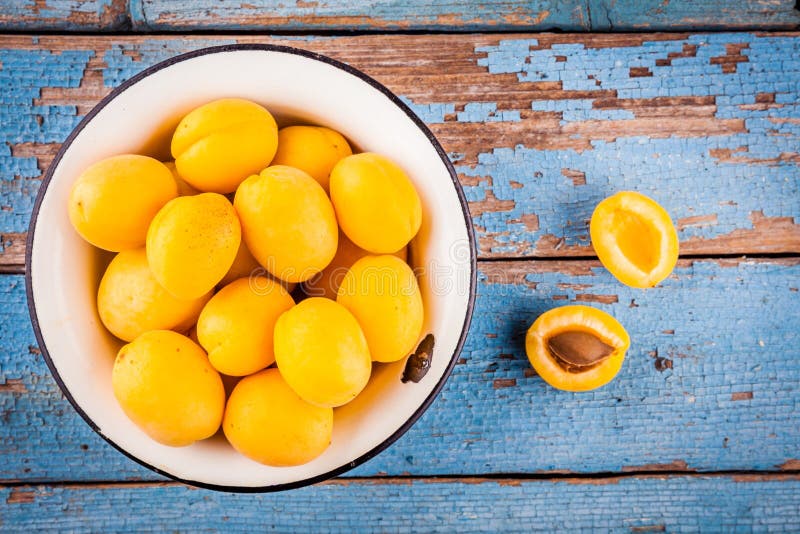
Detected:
[{"left": 526, "top": 305, "right": 629, "bottom": 392}]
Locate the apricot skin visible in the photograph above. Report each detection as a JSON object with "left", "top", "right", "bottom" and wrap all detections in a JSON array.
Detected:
[
  {"left": 197, "top": 276, "right": 294, "bottom": 377},
  {"left": 274, "top": 297, "right": 371, "bottom": 408},
  {"left": 271, "top": 126, "right": 352, "bottom": 191},
  {"left": 97, "top": 248, "right": 211, "bottom": 342},
  {"left": 146, "top": 192, "right": 241, "bottom": 299},
  {"left": 234, "top": 165, "right": 337, "bottom": 284},
  {"left": 112, "top": 330, "right": 225, "bottom": 447},
  {"left": 329, "top": 153, "right": 422, "bottom": 254},
  {"left": 68, "top": 154, "right": 177, "bottom": 252},
  {"left": 223, "top": 369, "right": 333, "bottom": 467},
  {"left": 337, "top": 255, "right": 424, "bottom": 363},
  {"left": 171, "top": 98, "right": 278, "bottom": 194}
]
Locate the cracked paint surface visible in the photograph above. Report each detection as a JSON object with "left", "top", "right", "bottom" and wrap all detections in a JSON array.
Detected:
[{"left": 3, "top": 260, "right": 798, "bottom": 480}]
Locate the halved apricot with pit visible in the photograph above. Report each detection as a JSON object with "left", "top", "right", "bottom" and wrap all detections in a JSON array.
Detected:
[
  {"left": 590, "top": 191, "right": 678, "bottom": 288},
  {"left": 525, "top": 305, "right": 630, "bottom": 392}
]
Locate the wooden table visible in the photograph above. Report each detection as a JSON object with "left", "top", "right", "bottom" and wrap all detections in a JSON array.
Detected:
[{"left": 1, "top": 1, "right": 799, "bottom": 530}]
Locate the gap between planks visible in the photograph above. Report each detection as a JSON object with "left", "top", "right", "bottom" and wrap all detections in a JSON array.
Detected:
[{"left": 2, "top": 469, "right": 800, "bottom": 490}]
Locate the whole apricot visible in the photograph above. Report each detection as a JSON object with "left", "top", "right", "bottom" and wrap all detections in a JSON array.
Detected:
[
  {"left": 98, "top": 248, "right": 211, "bottom": 342},
  {"left": 171, "top": 98, "right": 278, "bottom": 193},
  {"left": 274, "top": 297, "right": 371, "bottom": 407},
  {"left": 146, "top": 192, "right": 240, "bottom": 299},
  {"left": 68, "top": 154, "right": 177, "bottom": 251},
  {"left": 197, "top": 276, "right": 294, "bottom": 376},
  {"left": 112, "top": 330, "right": 224, "bottom": 447},
  {"left": 271, "top": 125, "right": 352, "bottom": 191},
  {"left": 329, "top": 153, "right": 421, "bottom": 253},
  {"left": 337, "top": 255, "right": 423, "bottom": 363},
  {"left": 223, "top": 369, "right": 333, "bottom": 466},
  {"left": 234, "top": 165, "right": 337, "bottom": 283}
]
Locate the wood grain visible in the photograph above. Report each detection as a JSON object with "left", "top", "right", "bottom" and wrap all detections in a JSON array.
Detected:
[
  {"left": 1, "top": 33, "right": 798, "bottom": 267},
  {"left": 2, "top": 475, "right": 800, "bottom": 530},
  {"left": 3, "top": 1, "right": 798, "bottom": 32},
  {"left": 3, "top": 259, "right": 798, "bottom": 482},
  {"left": 0, "top": 0, "right": 129, "bottom": 31}
]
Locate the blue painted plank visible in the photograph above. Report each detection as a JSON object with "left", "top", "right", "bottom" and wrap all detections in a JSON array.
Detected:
[
  {"left": 2, "top": 475, "right": 800, "bottom": 530},
  {"left": 131, "top": 0, "right": 589, "bottom": 32},
  {"left": 1, "top": 33, "right": 798, "bottom": 264},
  {"left": 0, "top": 0, "right": 128, "bottom": 31},
  {"left": 588, "top": 0, "right": 800, "bottom": 31},
  {"left": 3, "top": 259, "right": 799, "bottom": 482}
]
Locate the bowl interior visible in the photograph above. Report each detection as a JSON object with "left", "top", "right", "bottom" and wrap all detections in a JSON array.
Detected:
[{"left": 29, "top": 46, "right": 474, "bottom": 490}]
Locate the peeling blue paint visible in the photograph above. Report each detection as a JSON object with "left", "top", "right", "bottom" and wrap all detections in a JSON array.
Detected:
[{"left": 4, "top": 261, "right": 799, "bottom": 480}]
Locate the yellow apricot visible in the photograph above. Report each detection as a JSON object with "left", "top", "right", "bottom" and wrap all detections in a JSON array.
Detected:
[
  {"left": 274, "top": 297, "right": 371, "bottom": 407},
  {"left": 590, "top": 191, "right": 679, "bottom": 288},
  {"left": 525, "top": 305, "right": 630, "bottom": 392},
  {"left": 146, "top": 192, "right": 240, "bottom": 299},
  {"left": 223, "top": 369, "right": 333, "bottom": 466},
  {"left": 234, "top": 166, "right": 337, "bottom": 283},
  {"left": 171, "top": 98, "right": 278, "bottom": 193},
  {"left": 68, "top": 154, "right": 177, "bottom": 251},
  {"left": 112, "top": 330, "right": 224, "bottom": 447},
  {"left": 271, "top": 126, "right": 352, "bottom": 191},
  {"left": 329, "top": 153, "right": 422, "bottom": 253},
  {"left": 337, "top": 255, "right": 423, "bottom": 363},
  {"left": 197, "top": 276, "right": 294, "bottom": 376},
  {"left": 163, "top": 161, "right": 200, "bottom": 196},
  {"left": 302, "top": 231, "right": 407, "bottom": 300},
  {"left": 97, "top": 248, "right": 211, "bottom": 342}
]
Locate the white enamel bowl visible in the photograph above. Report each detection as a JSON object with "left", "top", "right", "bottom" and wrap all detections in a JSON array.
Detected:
[{"left": 26, "top": 45, "right": 476, "bottom": 491}]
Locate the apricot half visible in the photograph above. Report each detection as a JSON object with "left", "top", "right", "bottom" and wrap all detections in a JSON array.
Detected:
[
  {"left": 525, "top": 305, "right": 630, "bottom": 392},
  {"left": 223, "top": 368, "right": 333, "bottom": 466},
  {"left": 171, "top": 98, "right": 278, "bottom": 193},
  {"left": 329, "top": 153, "right": 422, "bottom": 254},
  {"left": 112, "top": 330, "right": 225, "bottom": 446},
  {"left": 234, "top": 165, "right": 338, "bottom": 283},
  {"left": 68, "top": 154, "right": 177, "bottom": 251},
  {"left": 337, "top": 255, "right": 423, "bottom": 363},
  {"left": 271, "top": 125, "right": 352, "bottom": 191},
  {"left": 98, "top": 248, "right": 211, "bottom": 342},
  {"left": 274, "top": 297, "right": 371, "bottom": 407},
  {"left": 146, "top": 192, "right": 241, "bottom": 299},
  {"left": 590, "top": 191, "right": 679, "bottom": 288}
]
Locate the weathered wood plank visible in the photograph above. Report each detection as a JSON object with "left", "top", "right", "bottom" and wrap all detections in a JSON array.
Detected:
[
  {"left": 1, "top": 33, "right": 798, "bottom": 266},
  {"left": 2, "top": 0, "right": 799, "bottom": 32},
  {"left": 3, "top": 259, "right": 798, "bottom": 482},
  {"left": 2, "top": 475, "right": 800, "bottom": 530},
  {"left": 0, "top": 0, "right": 129, "bottom": 31},
  {"left": 589, "top": 0, "right": 800, "bottom": 31},
  {"left": 130, "top": 0, "right": 589, "bottom": 32}
]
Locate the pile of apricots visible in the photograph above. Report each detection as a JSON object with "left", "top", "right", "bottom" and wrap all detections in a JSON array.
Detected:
[{"left": 68, "top": 98, "right": 424, "bottom": 466}]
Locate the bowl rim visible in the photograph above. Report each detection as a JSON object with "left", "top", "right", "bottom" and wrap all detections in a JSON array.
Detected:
[{"left": 24, "top": 43, "right": 477, "bottom": 492}]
